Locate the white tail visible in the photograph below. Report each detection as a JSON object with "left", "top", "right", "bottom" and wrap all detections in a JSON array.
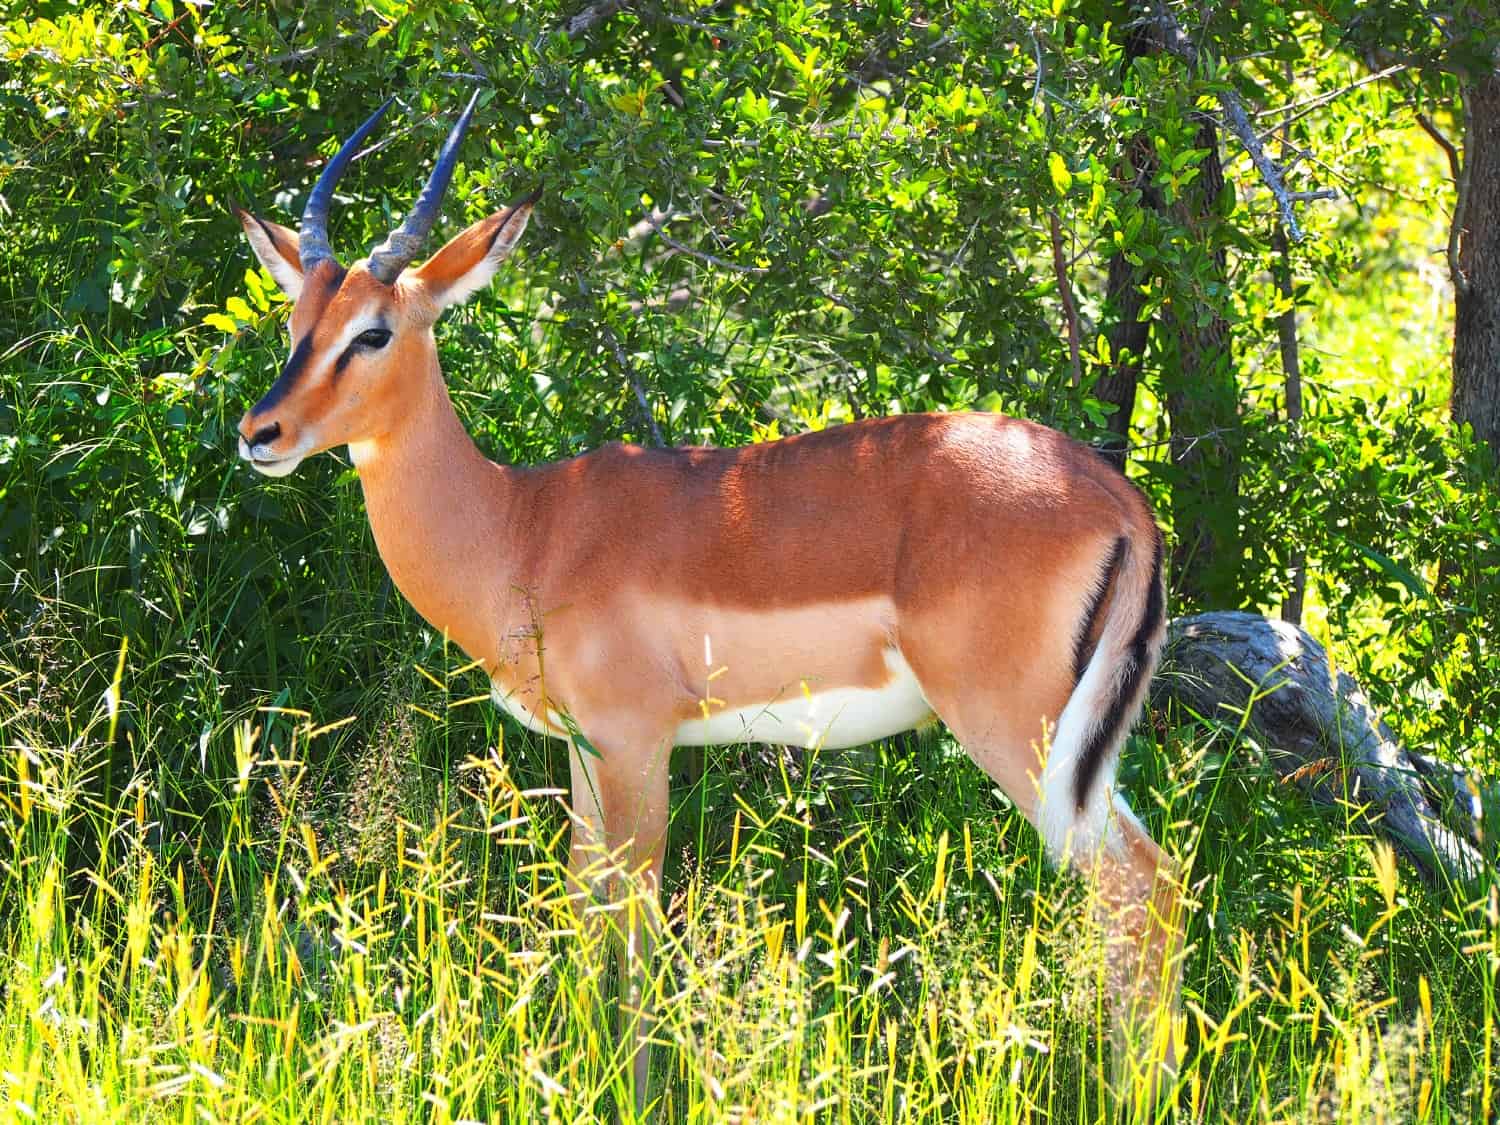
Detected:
[{"left": 1039, "top": 531, "right": 1166, "bottom": 863}]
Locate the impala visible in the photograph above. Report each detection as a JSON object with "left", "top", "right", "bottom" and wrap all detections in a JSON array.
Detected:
[{"left": 235, "top": 94, "right": 1184, "bottom": 1113}]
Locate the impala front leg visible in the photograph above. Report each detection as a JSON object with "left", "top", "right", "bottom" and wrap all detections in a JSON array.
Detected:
[
  {"left": 603, "top": 740, "right": 671, "bottom": 1119},
  {"left": 566, "top": 739, "right": 611, "bottom": 909},
  {"left": 566, "top": 723, "right": 672, "bottom": 1119}
]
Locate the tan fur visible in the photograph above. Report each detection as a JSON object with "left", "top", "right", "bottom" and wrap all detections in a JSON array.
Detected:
[{"left": 237, "top": 199, "right": 1183, "bottom": 1111}]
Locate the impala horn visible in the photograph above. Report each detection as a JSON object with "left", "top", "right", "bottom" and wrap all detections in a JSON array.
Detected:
[
  {"left": 366, "top": 90, "right": 481, "bottom": 284},
  {"left": 299, "top": 96, "right": 396, "bottom": 272}
]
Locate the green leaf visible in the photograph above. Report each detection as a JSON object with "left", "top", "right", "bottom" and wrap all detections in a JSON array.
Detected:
[
  {"left": 1350, "top": 541, "right": 1429, "bottom": 599},
  {"left": 1048, "top": 152, "right": 1072, "bottom": 196},
  {"left": 558, "top": 709, "right": 602, "bottom": 759}
]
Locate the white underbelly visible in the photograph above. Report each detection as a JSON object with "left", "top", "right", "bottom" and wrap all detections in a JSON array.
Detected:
[
  {"left": 674, "top": 648, "right": 933, "bottom": 750},
  {"left": 490, "top": 681, "right": 565, "bottom": 737}
]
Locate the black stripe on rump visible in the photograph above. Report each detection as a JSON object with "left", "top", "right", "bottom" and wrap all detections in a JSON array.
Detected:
[
  {"left": 1073, "top": 536, "right": 1127, "bottom": 685},
  {"left": 253, "top": 336, "right": 314, "bottom": 414},
  {"left": 1072, "top": 529, "right": 1165, "bottom": 812}
]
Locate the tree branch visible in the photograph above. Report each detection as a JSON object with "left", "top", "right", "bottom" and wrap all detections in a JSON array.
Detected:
[
  {"left": 1160, "top": 612, "right": 1491, "bottom": 884},
  {"left": 603, "top": 325, "right": 665, "bottom": 446},
  {"left": 1047, "top": 209, "right": 1083, "bottom": 387},
  {"left": 1276, "top": 57, "right": 1306, "bottom": 628},
  {"left": 1143, "top": 2, "right": 1325, "bottom": 241},
  {"left": 1416, "top": 112, "right": 1462, "bottom": 182},
  {"left": 570, "top": 269, "right": 663, "bottom": 446},
  {"left": 1420, "top": 101, "right": 1473, "bottom": 295}
]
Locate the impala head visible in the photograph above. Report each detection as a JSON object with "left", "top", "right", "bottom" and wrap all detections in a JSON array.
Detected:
[{"left": 234, "top": 93, "right": 536, "bottom": 476}]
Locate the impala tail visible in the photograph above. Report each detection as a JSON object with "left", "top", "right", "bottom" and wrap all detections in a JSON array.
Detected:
[{"left": 1039, "top": 524, "right": 1166, "bottom": 864}]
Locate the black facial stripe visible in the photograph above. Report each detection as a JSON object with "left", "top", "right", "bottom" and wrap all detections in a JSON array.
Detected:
[
  {"left": 334, "top": 344, "right": 358, "bottom": 376},
  {"left": 253, "top": 336, "right": 313, "bottom": 414}
]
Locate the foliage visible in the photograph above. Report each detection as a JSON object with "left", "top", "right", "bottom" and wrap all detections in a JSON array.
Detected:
[{"left": 2, "top": 0, "right": 1499, "bottom": 1120}]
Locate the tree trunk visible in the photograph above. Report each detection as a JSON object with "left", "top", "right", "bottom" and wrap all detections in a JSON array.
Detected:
[
  {"left": 1160, "top": 113, "right": 1242, "bottom": 607},
  {"left": 1095, "top": 248, "right": 1151, "bottom": 468},
  {"left": 1097, "top": 14, "right": 1243, "bottom": 604},
  {"left": 1094, "top": 27, "right": 1159, "bottom": 468},
  {"left": 1452, "top": 72, "right": 1500, "bottom": 457}
]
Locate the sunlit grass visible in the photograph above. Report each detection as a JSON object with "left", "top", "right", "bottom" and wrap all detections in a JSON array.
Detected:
[{"left": 2, "top": 631, "right": 1495, "bottom": 1123}]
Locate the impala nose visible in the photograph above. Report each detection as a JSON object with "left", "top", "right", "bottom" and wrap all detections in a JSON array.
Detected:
[{"left": 248, "top": 421, "right": 282, "bottom": 447}]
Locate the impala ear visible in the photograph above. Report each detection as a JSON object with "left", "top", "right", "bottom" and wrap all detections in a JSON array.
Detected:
[
  {"left": 235, "top": 207, "right": 305, "bottom": 300},
  {"left": 411, "top": 194, "right": 536, "bottom": 310}
]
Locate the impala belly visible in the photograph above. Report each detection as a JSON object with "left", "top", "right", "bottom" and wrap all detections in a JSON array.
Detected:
[{"left": 674, "top": 646, "right": 934, "bottom": 750}]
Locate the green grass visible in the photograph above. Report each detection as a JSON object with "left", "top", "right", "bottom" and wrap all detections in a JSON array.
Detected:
[{"left": 2, "top": 610, "right": 1496, "bottom": 1122}]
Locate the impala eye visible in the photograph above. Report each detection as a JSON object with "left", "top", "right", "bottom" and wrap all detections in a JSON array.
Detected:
[{"left": 355, "top": 328, "right": 392, "bottom": 349}]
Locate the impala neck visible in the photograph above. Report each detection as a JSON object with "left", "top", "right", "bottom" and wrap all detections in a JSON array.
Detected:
[{"left": 350, "top": 364, "right": 519, "bottom": 665}]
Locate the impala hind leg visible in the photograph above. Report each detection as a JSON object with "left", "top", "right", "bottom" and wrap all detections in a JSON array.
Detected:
[
  {"left": 1084, "top": 794, "right": 1185, "bottom": 1114},
  {"left": 937, "top": 718, "right": 1183, "bottom": 1113}
]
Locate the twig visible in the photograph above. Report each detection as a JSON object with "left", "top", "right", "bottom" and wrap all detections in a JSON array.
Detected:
[
  {"left": 1029, "top": 29, "right": 1045, "bottom": 107},
  {"left": 117, "top": 33, "right": 364, "bottom": 107},
  {"left": 1047, "top": 209, "right": 1082, "bottom": 388},
  {"left": 662, "top": 13, "right": 739, "bottom": 41},
  {"left": 1113, "top": 424, "right": 1245, "bottom": 456},
  {"left": 242, "top": 35, "right": 364, "bottom": 75},
  {"left": 646, "top": 212, "right": 768, "bottom": 276},
  {"left": 603, "top": 326, "right": 664, "bottom": 446},
  {"left": 946, "top": 218, "right": 980, "bottom": 276},
  {"left": 142, "top": 7, "right": 196, "bottom": 52},
  {"left": 455, "top": 40, "right": 491, "bottom": 81},
  {"left": 564, "top": 0, "right": 626, "bottom": 37},
  {"left": 352, "top": 110, "right": 441, "bottom": 165},
  {"left": 1253, "top": 62, "right": 1407, "bottom": 125}
]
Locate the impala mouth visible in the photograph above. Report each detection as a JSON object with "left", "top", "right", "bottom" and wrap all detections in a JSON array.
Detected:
[{"left": 238, "top": 435, "right": 305, "bottom": 478}]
